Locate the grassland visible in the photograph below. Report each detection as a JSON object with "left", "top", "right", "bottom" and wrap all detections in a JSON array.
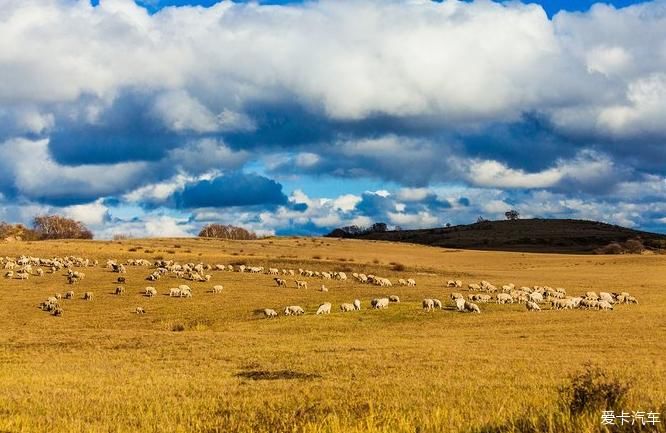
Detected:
[{"left": 0, "top": 237, "right": 664, "bottom": 433}]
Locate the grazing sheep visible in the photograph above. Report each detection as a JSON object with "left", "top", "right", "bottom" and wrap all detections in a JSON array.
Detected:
[
  {"left": 264, "top": 308, "right": 278, "bottom": 318},
  {"left": 274, "top": 278, "right": 287, "bottom": 287},
  {"left": 353, "top": 299, "right": 361, "bottom": 310},
  {"left": 115, "top": 286, "right": 125, "bottom": 295},
  {"left": 52, "top": 307, "right": 64, "bottom": 317},
  {"left": 295, "top": 280, "right": 308, "bottom": 289},
  {"left": 117, "top": 277, "right": 126, "bottom": 284},
  {"left": 169, "top": 288, "right": 181, "bottom": 297},
  {"left": 407, "top": 278, "right": 416, "bottom": 287},
  {"left": 371, "top": 298, "right": 390, "bottom": 309},
  {"left": 320, "top": 284, "right": 328, "bottom": 292},
  {"left": 212, "top": 285, "right": 224, "bottom": 294},
  {"left": 580, "top": 299, "right": 599, "bottom": 309},
  {"left": 83, "top": 292, "right": 94, "bottom": 301},
  {"left": 422, "top": 298, "right": 435, "bottom": 312},
  {"left": 455, "top": 297, "right": 466, "bottom": 311},
  {"left": 316, "top": 303, "right": 332, "bottom": 315},
  {"left": 496, "top": 293, "right": 513, "bottom": 304},
  {"left": 398, "top": 278, "right": 407, "bottom": 286},
  {"left": 468, "top": 283, "right": 481, "bottom": 291},
  {"left": 625, "top": 295, "right": 638, "bottom": 304},
  {"left": 433, "top": 298, "right": 443, "bottom": 309},
  {"left": 526, "top": 301, "right": 541, "bottom": 311},
  {"left": 551, "top": 298, "right": 573, "bottom": 310},
  {"left": 4, "top": 271, "right": 12, "bottom": 279},
  {"left": 585, "top": 291, "right": 600, "bottom": 300},
  {"left": 135, "top": 307, "right": 146, "bottom": 314},
  {"left": 389, "top": 295, "right": 400, "bottom": 303},
  {"left": 284, "top": 305, "right": 305, "bottom": 316},
  {"left": 450, "top": 293, "right": 464, "bottom": 301},
  {"left": 180, "top": 288, "right": 192, "bottom": 298},
  {"left": 55, "top": 293, "right": 62, "bottom": 300},
  {"left": 340, "top": 303, "right": 355, "bottom": 312},
  {"left": 528, "top": 292, "right": 544, "bottom": 304},
  {"left": 64, "top": 290, "right": 75, "bottom": 299},
  {"left": 598, "top": 300, "right": 614, "bottom": 311},
  {"left": 599, "top": 292, "right": 614, "bottom": 304},
  {"left": 463, "top": 301, "right": 481, "bottom": 313},
  {"left": 145, "top": 287, "right": 157, "bottom": 297}
]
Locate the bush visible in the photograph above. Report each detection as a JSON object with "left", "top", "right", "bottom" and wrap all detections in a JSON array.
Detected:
[
  {"left": 559, "top": 364, "right": 630, "bottom": 416},
  {"left": 391, "top": 262, "right": 406, "bottom": 272},
  {"left": 624, "top": 239, "right": 644, "bottom": 254},
  {"left": 198, "top": 224, "right": 257, "bottom": 240},
  {"left": 596, "top": 242, "right": 624, "bottom": 255},
  {"left": 0, "top": 222, "right": 39, "bottom": 241}
]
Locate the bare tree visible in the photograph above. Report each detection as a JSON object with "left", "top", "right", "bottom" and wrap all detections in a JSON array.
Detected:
[
  {"left": 33, "top": 215, "right": 93, "bottom": 240},
  {"left": 198, "top": 224, "right": 257, "bottom": 240}
]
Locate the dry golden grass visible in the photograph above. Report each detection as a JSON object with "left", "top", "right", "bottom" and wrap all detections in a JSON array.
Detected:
[{"left": 0, "top": 237, "right": 664, "bottom": 433}]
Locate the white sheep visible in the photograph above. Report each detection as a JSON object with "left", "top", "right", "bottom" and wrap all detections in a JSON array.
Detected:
[
  {"left": 316, "top": 303, "right": 332, "bottom": 315},
  {"left": 598, "top": 300, "right": 614, "bottom": 311},
  {"left": 455, "top": 297, "right": 466, "bottom": 311},
  {"left": 389, "top": 295, "right": 400, "bottom": 303},
  {"left": 212, "top": 285, "right": 224, "bottom": 294},
  {"left": 295, "top": 280, "right": 308, "bottom": 289},
  {"left": 320, "top": 285, "right": 328, "bottom": 292},
  {"left": 422, "top": 298, "right": 434, "bottom": 312},
  {"left": 353, "top": 299, "right": 361, "bottom": 310},
  {"left": 169, "top": 288, "right": 181, "bottom": 297},
  {"left": 284, "top": 305, "right": 305, "bottom": 316},
  {"left": 406, "top": 278, "right": 416, "bottom": 286},
  {"left": 83, "top": 291, "right": 94, "bottom": 301},
  {"left": 144, "top": 287, "right": 157, "bottom": 297},
  {"left": 463, "top": 301, "right": 481, "bottom": 313},
  {"left": 526, "top": 301, "right": 541, "bottom": 311},
  {"left": 135, "top": 307, "right": 146, "bottom": 314},
  {"left": 340, "top": 303, "right": 355, "bottom": 312},
  {"left": 264, "top": 308, "right": 278, "bottom": 318},
  {"left": 433, "top": 299, "right": 442, "bottom": 309},
  {"left": 496, "top": 293, "right": 513, "bottom": 304},
  {"left": 371, "top": 298, "right": 389, "bottom": 309}
]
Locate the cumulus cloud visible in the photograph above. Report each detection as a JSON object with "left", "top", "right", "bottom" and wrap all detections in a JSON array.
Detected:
[{"left": 0, "top": 0, "right": 665, "bottom": 234}]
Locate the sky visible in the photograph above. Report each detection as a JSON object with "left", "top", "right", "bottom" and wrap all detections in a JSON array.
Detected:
[{"left": 1, "top": 0, "right": 666, "bottom": 238}]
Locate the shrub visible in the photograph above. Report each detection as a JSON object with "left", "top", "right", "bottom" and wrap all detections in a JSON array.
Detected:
[
  {"left": 624, "top": 238, "right": 644, "bottom": 254},
  {"left": 391, "top": 262, "right": 406, "bottom": 272},
  {"left": 559, "top": 364, "right": 630, "bottom": 416},
  {"left": 596, "top": 242, "right": 624, "bottom": 255}
]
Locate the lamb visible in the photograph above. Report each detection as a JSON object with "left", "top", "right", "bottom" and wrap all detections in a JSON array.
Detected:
[
  {"left": 353, "top": 299, "right": 361, "bottom": 310},
  {"left": 145, "top": 287, "right": 157, "bottom": 297},
  {"left": 264, "top": 308, "right": 278, "bottom": 318},
  {"left": 316, "top": 303, "right": 332, "bottom": 315},
  {"left": 340, "top": 303, "right": 355, "bottom": 312},
  {"left": 135, "top": 307, "right": 146, "bottom": 314},
  {"left": 422, "top": 298, "right": 435, "bottom": 312},
  {"left": 115, "top": 286, "right": 125, "bottom": 295},
  {"left": 83, "top": 292, "right": 94, "bottom": 301},
  {"left": 526, "top": 301, "right": 541, "bottom": 311},
  {"left": 284, "top": 305, "right": 305, "bottom": 316},
  {"left": 389, "top": 295, "right": 400, "bottom": 303},
  {"left": 212, "top": 285, "right": 224, "bottom": 294},
  {"left": 433, "top": 299, "right": 443, "bottom": 309},
  {"left": 463, "top": 301, "right": 481, "bottom": 313}
]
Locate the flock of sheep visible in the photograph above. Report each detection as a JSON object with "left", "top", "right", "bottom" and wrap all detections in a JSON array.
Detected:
[{"left": 0, "top": 254, "right": 639, "bottom": 319}]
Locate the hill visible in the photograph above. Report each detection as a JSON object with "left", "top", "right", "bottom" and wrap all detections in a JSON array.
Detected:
[{"left": 326, "top": 218, "right": 666, "bottom": 253}]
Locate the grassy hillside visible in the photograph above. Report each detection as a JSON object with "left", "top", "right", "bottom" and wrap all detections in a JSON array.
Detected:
[
  {"left": 327, "top": 218, "right": 666, "bottom": 253},
  {"left": 0, "top": 237, "right": 664, "bottom": 433}
]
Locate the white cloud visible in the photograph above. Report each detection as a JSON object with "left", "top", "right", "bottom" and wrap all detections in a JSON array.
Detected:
[{"left": 62, "top": 200, "right": 110, "bottom": 226}]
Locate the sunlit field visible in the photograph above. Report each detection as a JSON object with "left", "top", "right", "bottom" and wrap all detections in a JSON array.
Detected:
[{"left": 0, "top": 237, "right": 664, "bottom": 433}]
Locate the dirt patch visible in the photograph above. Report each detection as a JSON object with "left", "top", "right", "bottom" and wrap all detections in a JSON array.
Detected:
[{"left": 235, "top": 370, "right": 321, "bottom": 381}]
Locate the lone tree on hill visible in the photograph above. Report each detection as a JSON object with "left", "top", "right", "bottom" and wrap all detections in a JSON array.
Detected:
[
  {"left": 33, "top": 215, "right": 93, "bottom": 240},
  {"left": 198, "top": 224, "right": 257, "bottom": 240},
  {"left": 505, "top": 209, "right": 520, "bottom": 220}
]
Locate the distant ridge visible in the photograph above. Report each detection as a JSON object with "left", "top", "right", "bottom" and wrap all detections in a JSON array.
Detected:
[{"left": 325, "top": 218, "right": 666, "bottom": 253}]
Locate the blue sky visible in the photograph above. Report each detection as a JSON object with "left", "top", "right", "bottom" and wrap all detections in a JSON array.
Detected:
[{"left": 1, "top": 0, "right": 665, "bottom": 238}]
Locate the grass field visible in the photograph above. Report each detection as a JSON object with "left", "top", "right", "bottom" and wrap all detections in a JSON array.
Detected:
[{"left": 0, "top": 237, "right": 664, "bottom": 433}]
